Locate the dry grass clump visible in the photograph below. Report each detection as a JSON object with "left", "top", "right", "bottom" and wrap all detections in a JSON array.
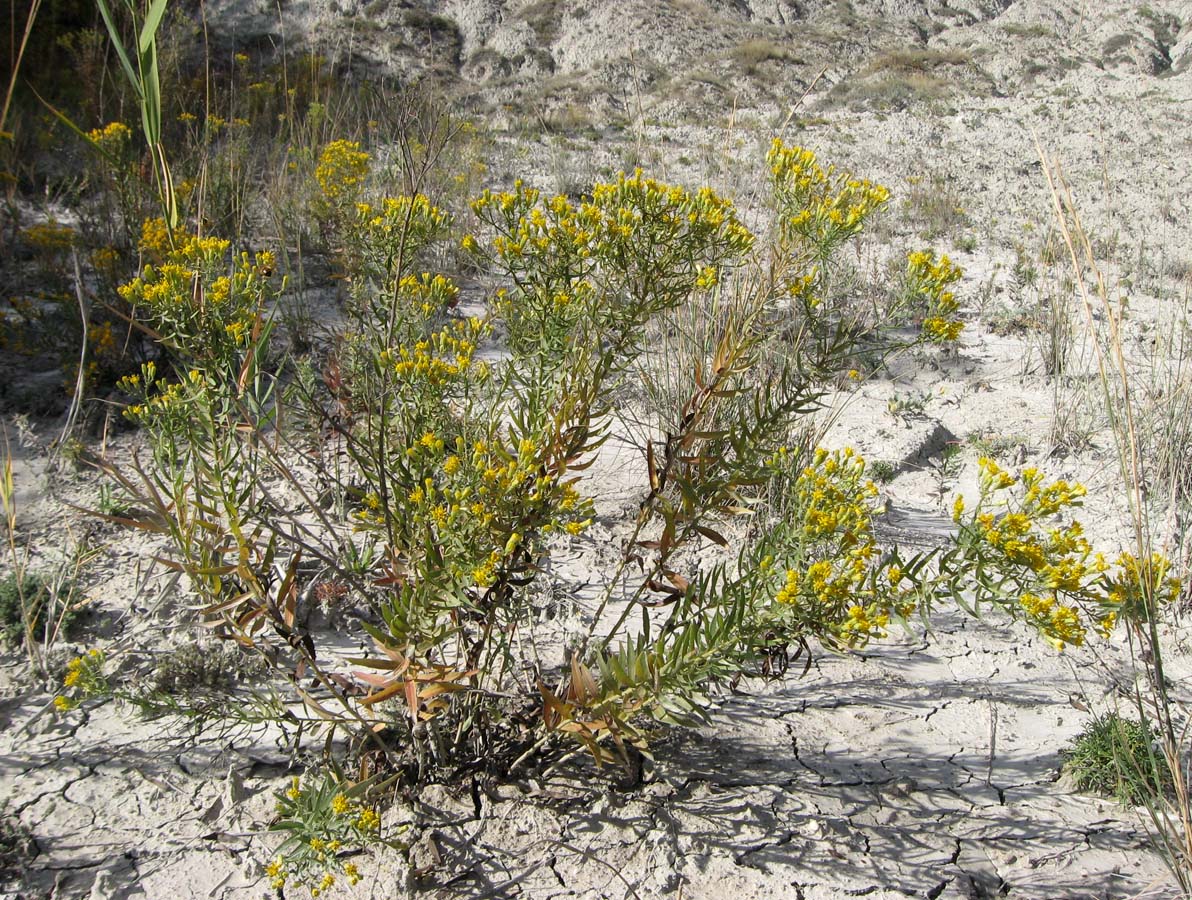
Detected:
[
  {"left": 519, "top": 0, "right": 568, "bottom": 44},
  {"left": 828, "top": 71, "right": 952, "bottom": 109},
  {"left": 900, "top": 172, "right": 970, "bottom": 242},
  {"left": 825, "top": 46, "right": 978, "bottom": 110},
  {"left": 1001, "top": 23, "right": 1054, "bottom": 39},
  {"left": 730, "top": 38, "right": 802, "bottom": 75},
  {"left": 866, "top": 47, "right": 972, "bottom": 74}
]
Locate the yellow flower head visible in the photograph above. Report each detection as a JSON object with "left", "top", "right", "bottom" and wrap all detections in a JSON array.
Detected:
[{"left": 316, "top": 139, "right": 370, "bottom": 201}]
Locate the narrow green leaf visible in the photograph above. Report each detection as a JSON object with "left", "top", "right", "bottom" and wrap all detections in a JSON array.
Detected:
[
  {"left": 95, "top": 0, "right": 141, "bottom": 97},
  {"left": 140, "top": 44, "right": 161, "bottom": 144},
  {"left": 139, "top": 0, "right": 169, "bottom": 54}
]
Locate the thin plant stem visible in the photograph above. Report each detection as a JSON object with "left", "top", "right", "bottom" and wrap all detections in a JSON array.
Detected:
[{"left": 0, "top": 0, "right": 41, "bottom": 133}]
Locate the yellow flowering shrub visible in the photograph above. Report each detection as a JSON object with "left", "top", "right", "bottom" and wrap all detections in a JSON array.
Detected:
[
  {"left": 469, "top": 172, "right": 754, "bottom": 355},
  {"left": 268, "top": 774, "right": 391, "bottom": 894},
  {"left": 351, "top": 421, "right": 595, "bottom": 655},
  {"left": 96, "top": 134, "right": 1172, "bottom": 814},
  {"left": 1105, "top": 551, "right": 1181, "bottom": 626},
  {"left": 137, "top": 216, "right": 183, "bottom": 260},
  {"left": 763, "top": 448, "right": 897, "bottom": 650},
  {"left": 940, "top": 457, "right": 1175, "bottom": 650},
  {"left": 905, "top": 249, "right": 964, "bottom": 343},
  {"left": 118, "top": 222, "right": 276, "bottom": 366},
  {"left": 21, "top": 220, "right": 75, "bottom": 253},
  {"left": 86, "top": 121, "right": 132, "bottom": 155},
  {"left": 54, "top": 649, "right": 108, "bottom": 712},
  {"left": 315, "top": 139, "right": 370, "bottom": 201},
  {"left": 352, "top": 195, "right": 452, "bottom": 280},
  {"left": 90, "top": 246, "right": 122, "bottom": 280},
  {"left": 767, "top": 138, "right": 889, "bottom": 257}
]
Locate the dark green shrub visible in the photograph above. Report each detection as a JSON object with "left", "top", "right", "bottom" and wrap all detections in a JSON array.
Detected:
[
  {"left": 0, "top": 804, "right": 35, "bottom": 877},
  {"left": 0, "top": 573, "right": 80, "bottom": 646},
  {"left": 1063, "top": 713, "right": 1172, "bottom": 804}
]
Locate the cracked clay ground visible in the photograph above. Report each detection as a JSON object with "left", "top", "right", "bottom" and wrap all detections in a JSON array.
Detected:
[{"left": 0, "top": 568, "right": 1180, "bottom": 899}]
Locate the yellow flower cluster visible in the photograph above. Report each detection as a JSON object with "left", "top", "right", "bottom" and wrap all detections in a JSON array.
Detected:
[
  {"left": 785, "top": 271, "right": 818, "bottom": 308},
  {"left": 383, "top": 315, "right": 487, "bottom": 386},
  {"left": 271, "top": 776, "right": 381, "bottom": 893},
  {"left": 1019, "top": 466, "right": 1086, "bottom": 516},
  {"left": 351, "top": 195, "right": 453, "bottom": 281},
  {"left": 89, "top": 320, "right": 116, "bottom": 358},
  {"left": 976, "top": 456, "right": 1017, "bottom": 490},
  {"left": 356, "top": 194, "right": 450, "bottom": 239},
  {"left": 940, "top": 457, "right": 1178, "bottom": 652},
  {"left": 355, "top": 428, "right": 592, "bottom": 592},
  {"left": 55, "top": 649, "right": 106, "bottom": 712},
  {"left": 22, "top": 220, "right": 75, "bottom": 252},
  {"left": 397, "top": 272, "right": 460, "bottom": 319},
  {"left": 265, "top": 858, "right": 287, "bottom": 890},
  {"left": 120, "top": 366, "right": 207, "bottom": 422},
  {"left": 775, "top": 557, "right": 867, "bottom": 610},
  {"left": 356, "top": 807, "right": 380, "bottom": 831},
  {"left": 588, "top": 171, "right": 755, "bottom": 258},
  {"left": 694, "top": 266, "right": 718, "bottom": 290},
  {"left": 53, "top": 695, "right": 76, "bottom": 713},
  {"left": 472, "top": 179, "right": 623, "bottom": 264},
  {"left": 969, "top": 462, "right": 1092, "bottom": 590},
  {"left": 973, "top": 464, "right": 1087, "bottom": 556},
  {"left": 118, "top": 222, "right": 275, "bottom": 359},
  {"left": 138, "top": 217, "right": 179, "bottom": 259},
  {"left": 64, "top": 648, "right": 103, "bottom": 685},
  {"left": 91, "top": 246, "right": 122, "bottom": 280},
  {"left": 1106, "top": 551, "right": 1182, "bottom": 624},
  {"left": 86, "top": 121, "right": 132, "bottom": 152},
  {"left": 316, "top": 139, "right": 370, "bottom": 201},
  {"left": 794, "top": 447, "right": 878, "bottom": 540},
  {"left": 471, "top": 172, "right": 754, "bottom": 348},
  {"left": 958, "top": 458, "right": 1101, "bottom": 649},
  {"left": 772, "top": 559, "right": 889, "bottom": 649},
  {"left": 767, "top": 139, "right": 890, "bottom": 252},
  {"left": 906, "top": 249, "right": 964, "bottom": 343},
  {"left": 770, "top": 448, "right": 897, "bottom": 649},
  {"left": 1019, "top": 593, "right": 1085, "bottom": 650},
  {"left": 841, "top": 602, "right": 891, "bottom": 643}
]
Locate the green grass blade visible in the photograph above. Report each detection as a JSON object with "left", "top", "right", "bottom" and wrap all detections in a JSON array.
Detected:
[
  {"left": 139, "top": 0, "right": 169, "bottom": 54},
  {"left": 156, "top": 148, "right": 178, "bottom": 228},
  {"left": 94, "top": 0, "right": 141, "bottom": 99},
  {"left": 139, "top": 43, "right": 161, "bottom": 144}
]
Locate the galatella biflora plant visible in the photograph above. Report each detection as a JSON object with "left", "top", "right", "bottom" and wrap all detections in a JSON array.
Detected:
[{"left": 74, "top": 132, "right": 1181, "bottom": 890}]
